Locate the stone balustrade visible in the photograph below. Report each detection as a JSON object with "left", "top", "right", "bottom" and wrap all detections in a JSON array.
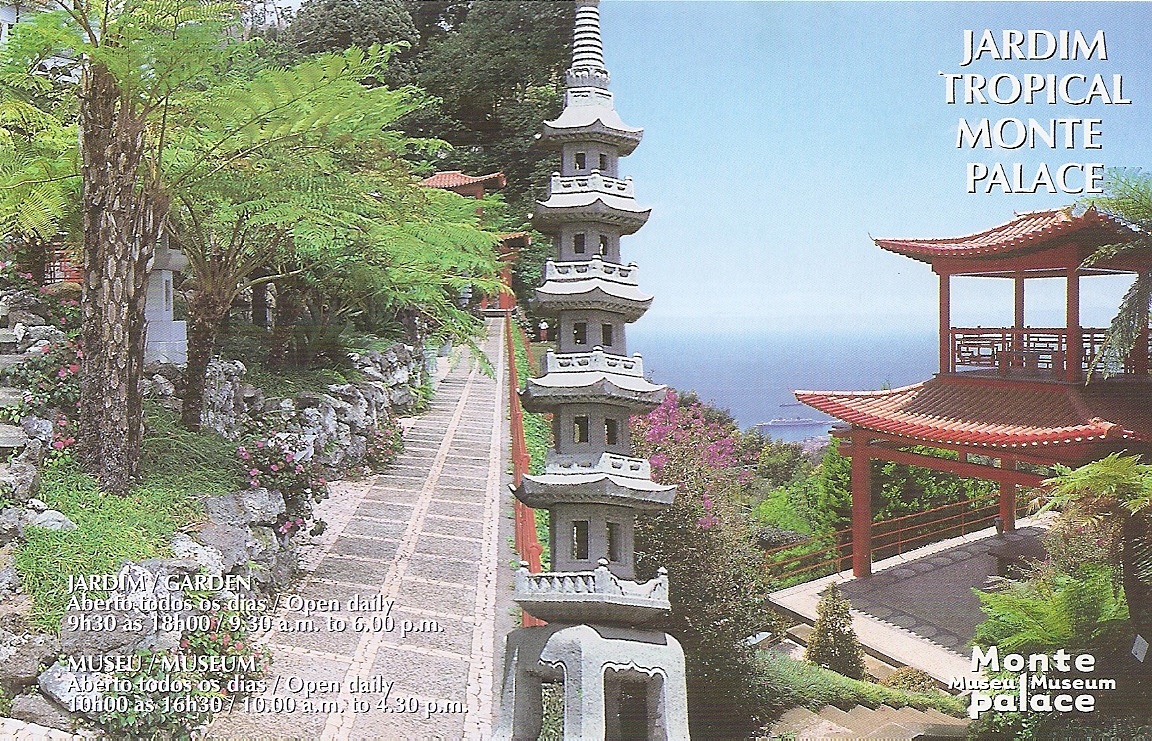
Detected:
[
  {"left": 550, "top": 171, "right": 634, "bottom": 198},
  {"left": 544, "top": 451, "right": 654, "bottom": 480},
  {"left": 514, "top": 559, "right": 670, "bottom": 624},
  {"left": 544, "top": 347, "right": 644, "bottom": 377},
  {"left": 544, "top": 256, "right": 638, "bottom": 284}
]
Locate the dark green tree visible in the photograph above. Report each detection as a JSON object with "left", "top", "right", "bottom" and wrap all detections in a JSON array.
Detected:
[
  {"left": 405, "top": 0, "right": 574, "bottom": 221},
  {"left": 805, "top": 582, "right": 866, "bottom": 680},
  {"left": 286, "top": 0, "right": 419, "bottom": 83}
]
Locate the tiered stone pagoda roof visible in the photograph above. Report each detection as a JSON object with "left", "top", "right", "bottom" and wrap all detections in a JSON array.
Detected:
[
  {"left": 513, "top": 0, "right": 673, "bottom": 624},
  {"left": 538, "top": 93, "right": 644, "bottom": 154},
  {"left": 519, "top": 453, "right": 676, "bottom": 509},
  {"left": 522, "top": 348, "right": 665, "bottom": 412},
  {"left": 534, "top": 173, "right": 651, "bottom": 234},
  {"left": 797, "top": 374, "right": 1152, "bottom": 451},
  {"left": 536, "top": 2, "right": 643, "bottom": 155}
]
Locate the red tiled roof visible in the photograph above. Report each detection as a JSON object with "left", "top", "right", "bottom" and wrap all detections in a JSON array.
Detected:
[
  {"left": 874, "top": 206, "right": 1136, "bottom": 262},
  {"left": 796, "top": 375, "right": 1152, "bottom": 449},
  {"left": 421, "top": 170, "right": 507, "bottom": 190}
]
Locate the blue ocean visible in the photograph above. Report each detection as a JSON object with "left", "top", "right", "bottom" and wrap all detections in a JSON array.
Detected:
[{"left": 628, "top": 326, "right": 937, "bottom": 442}]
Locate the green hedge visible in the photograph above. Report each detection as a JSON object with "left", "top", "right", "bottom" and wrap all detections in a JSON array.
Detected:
[{"left": 757, "top": 651, "right": 966, "bottom": 720}]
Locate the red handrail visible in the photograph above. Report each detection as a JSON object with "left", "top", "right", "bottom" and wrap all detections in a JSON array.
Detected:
[{"left": 505, "top": 311, "right": 545, "bottom": 627}]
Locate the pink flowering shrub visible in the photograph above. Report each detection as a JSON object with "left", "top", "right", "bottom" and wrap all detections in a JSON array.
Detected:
[
  {"left": 629, "top": 390, "right": 780, "bottom": 737},
  {"left": 2, "top": 340, "right": 81, "bottom": 418},
  {"left": 365, "top": 419, "right": 404, "bottom": 472},
  {"left": 632, "top": 390, "right": 757, "bottom": 528},
  {"left": 45, "top": 413, "right": 77, "bottom": 463},
  {"left": 237, "top": 435, "right": 328, "bottom": 528}
]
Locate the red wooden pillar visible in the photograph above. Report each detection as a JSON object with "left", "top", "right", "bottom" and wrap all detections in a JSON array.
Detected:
[
  {"left": 999, "top": 457, "right": 1016, "bottom": 532},
  {"left": 1066, "top": 266, "right": 1081, "bottom": 381},
  {"left": 849, "top": 429, "right": 873, "bottom": 577},
  {"left": 1013, "top": 273, "right": 1025, "bottom": 360},
  {"left": 939, "top": 272, "right": 951, "bottom": 374}
]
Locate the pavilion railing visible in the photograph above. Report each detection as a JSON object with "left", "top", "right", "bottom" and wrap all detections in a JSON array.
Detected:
[
  {"left": 763, "top": 524, "right": 853, "bottom": 585},
  {"left": 870, "top": 493, "right": 1029, "bottom": 561},
  {"left": 505, "top": 310, "right": 545, "bottom": 627},
  {"left": 764, "top": 494, "right": 1032, "bottom": 587},
  {"left": 949, "top": 327, "right": 1148, "bottom": 376}
]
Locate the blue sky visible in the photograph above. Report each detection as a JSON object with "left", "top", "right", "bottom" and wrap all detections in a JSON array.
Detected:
[{"left": 596, "top": 2, "right": 1152, "bottom": 336}]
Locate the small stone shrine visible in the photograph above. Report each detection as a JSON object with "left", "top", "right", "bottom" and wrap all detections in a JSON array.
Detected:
[
  {"left": 495, "top": 2, "right": 690, "bottom": 737},
  {"left": 144, "top": 240, "right": 188, "bottom": 365}
]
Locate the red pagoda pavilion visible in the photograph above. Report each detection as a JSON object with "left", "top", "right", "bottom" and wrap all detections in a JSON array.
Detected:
[{"left": 798, "top": 206, "right": 1152, "bottom": 577}]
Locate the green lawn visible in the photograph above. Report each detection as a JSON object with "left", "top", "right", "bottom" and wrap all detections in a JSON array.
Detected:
[{"left": 16, "top": 404, "right": 242, "bottom": 631}]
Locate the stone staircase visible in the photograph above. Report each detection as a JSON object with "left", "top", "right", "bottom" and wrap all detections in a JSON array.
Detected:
[
  {"left": 762, "top": 623, "right": 970, "bottom": 740},
  {"left": 770, "top": 703, "right": 969, "bottom": 740},
  {"left": 0, "top": 375, "right": 30, "bottom": 451}
]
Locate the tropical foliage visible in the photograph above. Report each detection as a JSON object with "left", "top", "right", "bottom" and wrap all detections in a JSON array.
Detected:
[
  {"left": 1041, "top": 453, "right": 1152, "bottom": 634},
  {"left": 973, "top": 563, "right": 1129, "bottom": 653},
  {"left": 1084, "top": 169, "right": 1152, "bottom": 373},
  {"left": 631, "top": 391, "right": 781, "bottom": 739}
]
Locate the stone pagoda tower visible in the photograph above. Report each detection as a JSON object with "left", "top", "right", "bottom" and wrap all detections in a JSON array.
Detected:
[{"left": 495, "top": 2, "right": 690, "bottom": 738}]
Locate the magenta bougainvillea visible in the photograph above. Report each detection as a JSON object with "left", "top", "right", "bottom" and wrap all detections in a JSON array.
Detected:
[{"left": 631, "top": 390, "right": 756, "bottom": 528}]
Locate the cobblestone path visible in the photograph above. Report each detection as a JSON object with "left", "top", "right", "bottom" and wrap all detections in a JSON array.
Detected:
[{"left": 211, "top": 318, "right": 513, "bottom": 740}]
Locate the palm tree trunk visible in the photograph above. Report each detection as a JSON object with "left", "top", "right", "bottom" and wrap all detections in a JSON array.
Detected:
[
  {"left": 181, "top": 294, "right": 229, "bottom": 430},
  {"left": 76, "top": 62, "right": 167, "bottom": 495},
  {"left": 267, "top": 281, "right": 303, "bottom": 367}
]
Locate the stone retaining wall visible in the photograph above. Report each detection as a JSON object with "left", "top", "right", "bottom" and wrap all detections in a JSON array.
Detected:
[{"left": 144, "top": 343, "right": 425, "bottom": 472}]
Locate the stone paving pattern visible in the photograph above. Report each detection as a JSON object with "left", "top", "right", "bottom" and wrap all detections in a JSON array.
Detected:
[
  {"left": 771, "top": 516, "right": 1053, "bottom": 684},
  {"left": 0, "top": 719, "right": 96, "bottom": 740},
  {"left": 211, "top": 319, "right": 513, "bottom": 740},
  {"left": 839, "top": 527, "right": 1045, "bottom": 651}
]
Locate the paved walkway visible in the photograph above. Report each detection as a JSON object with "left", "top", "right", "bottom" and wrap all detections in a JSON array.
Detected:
[
  {"left": 771, "top": 514, "right": 1053, "bottom": 686},
  {"left": 211, "top": 318, "right": 513, "bottom": 740}
]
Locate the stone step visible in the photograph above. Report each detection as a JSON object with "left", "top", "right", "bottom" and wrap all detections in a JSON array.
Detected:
[
  {"left": 772, "top": 703, "right": 969, "bottom": 740},
  {"left": 0, "top": 355, "right": 25, "bottom": 371},
  {"left": 0, "top": 387, "right": 24, "bottom": 408},
  {"left": 0, "top": 329, "right": 16, "bottom": 350},
  {"left": 771, "top": 707, "right": 853, "bottom": 739},
  {"left": 923, "top": 707, "right": 968, "bottom": 725},
  {"left": 843, "top": 705, "right": 912, "bottom": 736},
  {"left": 816, "top": 705, "right": 855, "bottom": 727},
  {"left": 0, "top": 424, "right": 28, "bottom": 449}
]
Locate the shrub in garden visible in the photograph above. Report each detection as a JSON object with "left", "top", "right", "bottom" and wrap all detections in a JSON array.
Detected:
[
  {"left": 1, "top": 340, "right": 81, "bottom": 417},
  {"left": 880, "top": 666, "right": 937, "bottom": 693},
  {"left": 756, "top": 651, "right": 965, "bottom": 719},
  {"left": 100, "top": 649, "right": 216, "bottom": 739},
  {"left": 237, "top": 434, "right": 328, "bottom": 534},
  {"left": 631, "top": 391, "right": 781, "bottom": 738},
  {"left": 805, "top": 582, "right": 866, "bottom": 680},
  {"left": 100, "top": 610, "right": 272, "bottom": 739},
  {"left": 364, "top": 419, "right": 404, "bottom": 471}
]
